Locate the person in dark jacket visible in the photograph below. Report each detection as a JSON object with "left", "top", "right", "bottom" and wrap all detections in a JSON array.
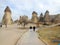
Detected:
[
  {"left": 0, "top": 23, "right": 2, "bottom": 27},
  {"left": 33, "top": 26, "right": 36, "bottom": 31},
  {"left": 30, "top": 26, "right": 32, "bottom": 29},
  {"left": 29, "top": 26, "right": 32, "bottom": 32}
]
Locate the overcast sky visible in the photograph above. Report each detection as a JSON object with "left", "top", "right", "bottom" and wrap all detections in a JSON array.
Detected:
[{"left": 0, "top": 0, "right": 60, "bottom": 22}]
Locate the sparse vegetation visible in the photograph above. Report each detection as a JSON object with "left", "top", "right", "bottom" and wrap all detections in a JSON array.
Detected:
[{"left": 37, "top": 26, "right": 60, "bottom": 45}]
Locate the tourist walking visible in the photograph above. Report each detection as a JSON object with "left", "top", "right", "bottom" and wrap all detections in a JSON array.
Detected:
[
  {"left": 33, "top": 26, "right": 36, "bottom": 31},
  {"left": 29, "top": 26, "right": 33, "bottom": 32}
]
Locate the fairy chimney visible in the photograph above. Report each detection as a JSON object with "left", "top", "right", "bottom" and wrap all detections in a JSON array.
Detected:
[
  {"left": 31, "top": 11, "right": 38, "bottom": 23},
  {"left": 39, "top": 13, "right": 44, "bottom": 22},
  {"left": 44, "top": 10, "right": 51, "bottom": 24},
  {"left": 2, "top": 6, "right": 13, "bottom": 25}
]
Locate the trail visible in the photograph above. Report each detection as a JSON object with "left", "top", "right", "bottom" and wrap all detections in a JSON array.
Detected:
[{"left": 16, "top": 30, "right": 46, "bottom": 45}]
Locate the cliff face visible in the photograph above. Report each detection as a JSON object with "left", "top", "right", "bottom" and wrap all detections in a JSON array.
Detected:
[{"left": 54, "top": 14, "right": 60, "bottom": 23}]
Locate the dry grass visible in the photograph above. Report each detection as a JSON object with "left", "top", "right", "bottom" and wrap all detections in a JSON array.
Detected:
[{"left": 37, "top": 26, "right": 60, "bottom": 45}]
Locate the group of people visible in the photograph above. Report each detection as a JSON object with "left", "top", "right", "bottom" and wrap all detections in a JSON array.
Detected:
[{"left": 29, "top": 26, "right": 36, "bottom": 31}]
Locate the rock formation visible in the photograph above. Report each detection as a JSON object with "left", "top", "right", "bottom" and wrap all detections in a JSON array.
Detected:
[
  {"left": 2, "top": 6, "right": 13, "bottom": 25},
  {"left": 39, "top": 13, "right": 44, "bottom": 22},
  {"left": 19, "top": 15, "right": 28, "bottom": 24},
  {"left": 31, "top": 11, "right": 38, "bottom": 23},
  {"left": 54, "top": 14, "right": 60, "bottom": 23},
  {"left": 44, "top": 10, "right": 51, "bottom": 24}
]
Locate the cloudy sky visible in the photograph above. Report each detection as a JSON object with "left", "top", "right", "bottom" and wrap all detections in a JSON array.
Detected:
[{"left": 0, "top": 0, "right": 60, "bottom": 22}]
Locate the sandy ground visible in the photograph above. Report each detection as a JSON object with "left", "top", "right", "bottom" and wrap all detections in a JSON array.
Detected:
[
  {"left": 0, "top": 23, "right": 43, "bottom": 45},
  {"left": 0, "top": 24, "right": 27, "bottom": 45}
]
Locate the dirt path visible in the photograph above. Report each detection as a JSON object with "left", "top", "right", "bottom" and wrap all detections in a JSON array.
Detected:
[{"left": 16, "top": 30, "right": 46, "bottom": 45}]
